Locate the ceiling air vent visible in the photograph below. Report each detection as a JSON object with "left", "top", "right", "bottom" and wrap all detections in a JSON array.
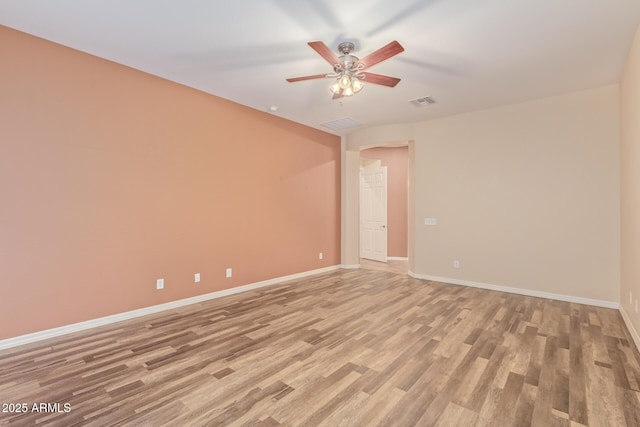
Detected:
[
  {"left": 409, "top": 96, "right": 436, "bottom": 107},
  {"left": 320, "top": 117, "right": 361, "bottom": 131}
]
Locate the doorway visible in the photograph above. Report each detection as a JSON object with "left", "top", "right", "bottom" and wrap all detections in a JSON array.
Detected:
[{"left": 358, "top": 145, "right": 409, "bottom": 271}]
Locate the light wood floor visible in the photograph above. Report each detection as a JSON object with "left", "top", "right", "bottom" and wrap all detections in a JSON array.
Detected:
[
  {"left": 360, "top": 258, "right": 408, "bottom": 275},
  {"left": 1, "top": 269, "right": 640, "bottom": 426}
]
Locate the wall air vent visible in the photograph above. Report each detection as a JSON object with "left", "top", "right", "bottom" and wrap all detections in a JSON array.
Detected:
[
  {"left": 409, "top": 96, "right": 436, "bottom": 107},
  {"left": 320, "top": 117, "right": 361, "bottom": 131}
]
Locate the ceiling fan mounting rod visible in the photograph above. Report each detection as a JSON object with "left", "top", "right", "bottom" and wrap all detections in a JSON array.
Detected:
[{"left": 337, "top": 42, "right": 355, "bottom": 55}]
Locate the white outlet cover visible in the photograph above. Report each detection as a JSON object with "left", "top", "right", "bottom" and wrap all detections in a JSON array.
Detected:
[
  {"left": 319, "top": 252, "right": 323, "bottom": 260},
  {"left": 195, "top": 273, "right": 200, "bottom": 283},
  {"left": 156, "top": 278, "right": 164, "bottom": 290},
  {"left": 226, "top": 268, "right": 232, "bottom": 278},
  {"left": 424, "top": 218, "right": 437, "bottom": 226}
]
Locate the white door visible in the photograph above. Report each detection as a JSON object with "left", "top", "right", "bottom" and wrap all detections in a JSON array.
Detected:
[{"left": 360, "top": 166, "right": 387, "bottom": 262}]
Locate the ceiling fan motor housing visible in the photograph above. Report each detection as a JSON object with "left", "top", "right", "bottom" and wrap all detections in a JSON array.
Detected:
[
  {"left": 336, "top": 42, "right": 360, "bottom": 72},
  {"left": 335, "top": 54, "right": 359, "bottom": 72}
]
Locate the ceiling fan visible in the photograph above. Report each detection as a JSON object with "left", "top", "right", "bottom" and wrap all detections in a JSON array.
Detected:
[{"left": 286, "top": 40, "right": 404, "bottom": 98}]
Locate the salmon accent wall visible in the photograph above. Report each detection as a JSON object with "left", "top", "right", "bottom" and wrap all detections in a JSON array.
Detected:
[
  {"left": 360, "top": 147, "right": 408, "bottom": 258},
  {"left": 0, "top": 26, "right": 341, "bottom": 340}
]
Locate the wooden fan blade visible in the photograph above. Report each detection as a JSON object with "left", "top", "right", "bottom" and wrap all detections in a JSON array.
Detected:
[
  {"left": 286, "top": 74, "right": 329, "bottom": 83},
  {"left": 357, "top": 40, "right": 404, "bottom": 70},
  {"left": 361, "top": 72, "right": 401, "bottom": 87},
  {"left": 308, "top": 41, "right": 342, "bottom": 66}
]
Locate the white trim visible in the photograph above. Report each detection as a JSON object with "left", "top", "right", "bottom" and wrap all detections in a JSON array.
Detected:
[
  {"left": 340, "top": 264, "right": 361, "bottom": 269},
  {"left": 387, "top": 257, "right": 408, "bottom": 261},
  {"left": 409, "top": 272, "right": 619, "bottom": 309},
  {"left": 620, "top": 306, "right": 640, "bottom": 353},
  {"left": 0, "top": 265, "right": 341, "bottom": 350}
]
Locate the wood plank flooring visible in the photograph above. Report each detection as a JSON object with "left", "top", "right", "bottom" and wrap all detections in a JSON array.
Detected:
[
  {"left": 359, "top": 258, "right": 408, "bottom": 275},
  {"left": 1, "top": 268, "right": 640, "bottom": 426}
]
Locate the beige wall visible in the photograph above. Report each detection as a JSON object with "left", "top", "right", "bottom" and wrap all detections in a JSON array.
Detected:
[
  {"left": 408, "top": 142, "right": 416, "bottom": 273},
  {"left": 413, "top": 85, "right": 620, "bottom": 303},
  {"left": 346, "top": 124, "right": 414, "bottom": 151},
  {"left": 0, "top": 26, "right": 341, "bottom": 339},
  {"left": 341, "top": 144, "right": 361, "bottom": 267},
  {"left": 360, "top": 147, "right": 408, "bottom": 257},
  {"left": 621, "top": 27, "right": 640, "bottom": 331}
]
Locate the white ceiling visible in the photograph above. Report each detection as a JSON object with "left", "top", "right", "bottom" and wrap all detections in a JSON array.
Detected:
[{"left": 2, "top": 0, "right": 640, "bottom": 135}]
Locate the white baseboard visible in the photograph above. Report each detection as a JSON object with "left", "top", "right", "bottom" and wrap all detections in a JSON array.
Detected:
[
  {"left": 0, "top": 265, "right": 341, "bottom": 350},
  {"left": 340, "top": 264, "right": 361, "bottom": 269},
  {"left": 408, "top": 272, "right": 619, "bottom": 309},
  {"left": 620, "top": 306, "right": 640, "bottom": 352},
  {"left": 387, "top": 257, "right": 408, "bottom": 261}
]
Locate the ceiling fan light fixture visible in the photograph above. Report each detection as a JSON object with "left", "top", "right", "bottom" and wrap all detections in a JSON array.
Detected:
[
  {"left": 332, "top": 73, "right": 363, "bottom": 97},
  {"left": 352, "top": 77, "right": 363, "bottom": 93},
  {"left": 338, "top": 74, "right": 351, "bottom": 89}
]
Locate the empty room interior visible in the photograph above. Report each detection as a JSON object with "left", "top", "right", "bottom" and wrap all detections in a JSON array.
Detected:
[{"left": 2, "top": 1, "right": 640, "bottom": 425}]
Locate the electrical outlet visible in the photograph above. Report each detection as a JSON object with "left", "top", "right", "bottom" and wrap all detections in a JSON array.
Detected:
[
  {"left": 226, "top": 268, "right": 232, "bottom": 278},
  {"left": 453, "top": 260, "right": 460, "bottom": 269},
  {"left": 156, "top": 278, "right": 164, "bottom": 290},
  {"left": 194, "top": 273, "right": 200, "bottom": 283},
  {"left": 319, "top": 252, "right": 323, "bottom": 260}
]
